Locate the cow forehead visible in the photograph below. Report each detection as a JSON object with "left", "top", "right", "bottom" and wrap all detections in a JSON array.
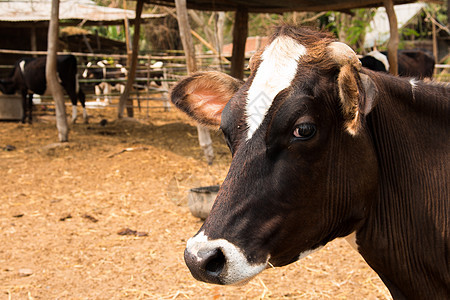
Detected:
[{"left": 245, "top": 35, "right": 307, "bottom": 140}]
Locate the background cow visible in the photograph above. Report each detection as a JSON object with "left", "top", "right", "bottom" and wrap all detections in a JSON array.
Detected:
[
  {"left": 82, "top": 60, "right": 127, "bottom": 105},
  {"left": 0, "top": 55, "right": 87, "bottom": 124},
  {"left": 171, "top": 26, "right": 449, "bottom": 299},
  {"left": 82, "top": 60, "right": 164, "bottom": 105},
  {"left": 360, "top": 49, "right": 435, "bottom": 79}
]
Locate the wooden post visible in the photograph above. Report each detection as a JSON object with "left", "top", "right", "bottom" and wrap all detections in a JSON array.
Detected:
[
  {"left": 46, "top": 0, "right": 69, "bottom": 142},
  {"left": 123, "top": 0, "right": 132, "bottom": 55},
  {"left": 383, "top": 0, "right": 399, "bottom": 75},
  {"left": 118, "top": 0, "right": 144, "bottom": 118},
  {"left": 174, "top": 0, "right": 214, "bottom": 165},
  {"left": 448, "top": 0, "right": 450, "bottom": 29},
  {"left": 30, "top": 27, "right": 37, "bottom": 57},
  {"left": 175, "top": 0, "right": 197, "bottom": 73},
  {"left": 432, "top": 10, "right": 438, "bottom": 64},
  {"left": 230, "top": 7, "right": 248, "bottom": 80},
  {"left": 216, "top": 12, "right": 226, "bottom": 71}
]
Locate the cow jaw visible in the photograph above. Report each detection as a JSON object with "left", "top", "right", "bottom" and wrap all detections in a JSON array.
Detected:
[{"left": 184, "top": 231, "right": 268, "bottom": 285}]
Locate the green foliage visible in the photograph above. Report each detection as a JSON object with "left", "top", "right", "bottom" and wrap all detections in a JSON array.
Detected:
[
  {"left": 325, "top": 9, "right": 376, "bottom": 52},
  {"left": 400, "top": 27, "right": 420, "bottom": 38},
  {"left": 75, "top": 2, "right": 447, "bottom": 54}
]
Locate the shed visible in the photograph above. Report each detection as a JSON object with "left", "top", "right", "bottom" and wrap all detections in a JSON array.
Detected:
[
  {"left": 0, "top": 0, "right": 165, "bottom": 75},
  {"left": 137, "top": 0, "right": 439, "bottom": 79}
]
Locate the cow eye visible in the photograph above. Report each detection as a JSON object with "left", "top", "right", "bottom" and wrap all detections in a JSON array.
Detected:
[{"left": 293, "top": 123, "right": 316, "bottom": 140}]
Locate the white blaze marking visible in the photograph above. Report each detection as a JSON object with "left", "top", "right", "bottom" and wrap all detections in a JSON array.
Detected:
[
  {"left": 19, "top": 60, "right": 26, "bottom": 73},
  {"left": 186, "top": 231, "right": 268, "bottom": 284},
  {"left": 246, "top": 36, "right": 306, "bottom": 140},
  {"left": 367, "top": 50, "right": 390, "bottom": 71}
]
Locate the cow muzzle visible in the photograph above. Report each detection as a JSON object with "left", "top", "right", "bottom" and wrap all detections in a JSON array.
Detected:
[{"left": 184, "top": 231, "right": 268, "bottom": 285}]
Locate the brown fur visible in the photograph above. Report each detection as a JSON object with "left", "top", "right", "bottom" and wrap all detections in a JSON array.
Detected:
[{"left": 338, "top": 64, "right": 361, "bottom": 135}]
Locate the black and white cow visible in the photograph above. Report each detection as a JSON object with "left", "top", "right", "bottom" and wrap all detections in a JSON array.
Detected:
[
  {"left": 171, "top": 26, "right": 449, "bottom": 299},
  {"left": 82, "top": 60, "right": 127, "bottom": 105},
  {"left": 82, "top": 60, "right": 165, "bottom": 105},
  {"left": 0, "top": 55, "right": 87, "bottom": 124},
  {"left": 360, "top": 49, "right": 435, "bottom": 79}
]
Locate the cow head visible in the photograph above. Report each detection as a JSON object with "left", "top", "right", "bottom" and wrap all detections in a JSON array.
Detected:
[{"left": 171, "top": 26, "right": 379, "bottom": 285}]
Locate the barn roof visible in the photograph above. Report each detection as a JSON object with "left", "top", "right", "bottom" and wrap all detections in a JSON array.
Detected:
[
  {"left": 0, "top": 0, "right": 165, "bottom": 26},
  {"left": 144, "top": 0, "right": 437, "bottom": 13}
]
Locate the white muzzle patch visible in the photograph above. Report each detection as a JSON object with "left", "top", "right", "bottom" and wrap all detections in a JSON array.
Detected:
[{"left": 186, "top": 231, "right": 268, "bottom": 285}]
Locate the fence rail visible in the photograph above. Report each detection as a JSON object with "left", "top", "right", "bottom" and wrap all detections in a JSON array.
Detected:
[
  {"left": 1, "top": 49, "right": 448, "bottom": 117},
  {"left": 0, "top": 48, "right": 234, "bottom": 117}
]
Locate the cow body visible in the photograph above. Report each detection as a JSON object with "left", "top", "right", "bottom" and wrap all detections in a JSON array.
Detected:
[
  {"left": 171, "top": 26, "right": 449, "bottom": 299},
  {"left": 0, "top": 55, "right": 87, "bottom": 124},
  {"left": 82, "top": 60, "right": 128, "bottom": 105},
  {"left": 360, "top": 49, "right": 435, "bottom": 79},
  {"left": 82, "top": 60, "right": 163, "bottom": 105}
]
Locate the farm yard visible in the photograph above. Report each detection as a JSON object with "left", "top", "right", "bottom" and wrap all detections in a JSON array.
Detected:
[
  {"left": 0, "top": 106, "right": 393, "bottom": 299},
  {"left": 0, "top": 0, "right": 448, "bottom": 298}
]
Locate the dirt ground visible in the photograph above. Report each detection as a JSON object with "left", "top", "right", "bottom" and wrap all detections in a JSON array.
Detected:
[{"left": 0, "top": 105, "right": 392, "bottom": 299}]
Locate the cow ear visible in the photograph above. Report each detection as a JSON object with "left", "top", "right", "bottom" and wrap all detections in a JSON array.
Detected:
[
  {"left": 170, "top": 71, "right": 243, "bottom": 128},
  {"left": 337, "top": 65, "right": 377, "bottom": 135}
]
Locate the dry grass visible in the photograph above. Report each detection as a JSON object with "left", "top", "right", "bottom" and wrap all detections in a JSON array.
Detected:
[{"left": 0, "top": 106, "right": 391, "bottom": 299}]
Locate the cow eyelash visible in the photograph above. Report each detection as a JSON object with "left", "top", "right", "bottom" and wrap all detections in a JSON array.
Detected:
[{"left": 293, "top": 123, "right": 317, "bottom": 140}]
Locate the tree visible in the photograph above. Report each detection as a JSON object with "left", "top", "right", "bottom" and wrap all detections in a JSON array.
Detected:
[{"left": 47, "top": 0, "right": 69, "bottom": 142}]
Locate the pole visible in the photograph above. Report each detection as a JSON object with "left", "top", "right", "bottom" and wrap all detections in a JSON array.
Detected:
[
  {"left": 230, "top": 7, "right": 248, "bottom": 80},
  {"left": 46, "top": 0, "right": 69, "bottom": 142},
  {"left": 118, "top": 0, "right": 144, "bottom": 118},
  {"left": 383, "top": 0, "right": 399, "bottom": 75}
]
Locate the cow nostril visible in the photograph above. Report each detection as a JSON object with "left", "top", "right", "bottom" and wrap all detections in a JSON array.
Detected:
[{"left": 204, "top": 249, "right": 226, "bottom": 276}]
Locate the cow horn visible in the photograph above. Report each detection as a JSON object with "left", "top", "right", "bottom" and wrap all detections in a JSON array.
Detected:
[{"left": 328, "top": 42, "right": 361, "bottom": 71}]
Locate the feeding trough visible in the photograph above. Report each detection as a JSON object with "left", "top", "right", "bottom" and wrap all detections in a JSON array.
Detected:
[
  {"left": 0, "top": 95, "right": 22, "bottom": 120},
  {"left": 187, "top": 185, "right": 220, "bottom": 219}
]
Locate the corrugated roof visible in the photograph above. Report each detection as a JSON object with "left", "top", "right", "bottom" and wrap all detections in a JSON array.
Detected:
[
  {"left": 364, "top": 3, "right": 426, "bottom": 48},
  {"left": 0, "top": 0, "right": 165, "bottom": 23},
  {"left": 143, "top": 0, "right": 434, "bottom": 13}
]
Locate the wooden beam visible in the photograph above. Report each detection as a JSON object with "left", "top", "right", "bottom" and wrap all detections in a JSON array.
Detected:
[
  {"left": 118, "top": 0, "right": 144, "bottom": 118},
  {"left": 383, "top": 0, "right": 398, "bottom": 76},
  {"left": 46, "top": 0, "right": 69, "bottom": 142},
  {"left": 230, "top": 7, "right": 248, "bottom": 80},
  {"left": 448, "top": 0, "right": 450, "bottom": 30},
  {"left": 174, "top": 0, "right": 197, "bottom": 73}
]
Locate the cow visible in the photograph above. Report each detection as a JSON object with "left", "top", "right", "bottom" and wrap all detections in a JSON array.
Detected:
[
  {"left": 360, "top": 49, "right": 435, "bottom": 79},
  {"left": 82, "top": 60, "right": 127, "bottom": 105},
  {"left": 170, "top": 26, "right": 449, "bottom": 299},
  {"left": 0, "top": 55, "right": 87, "bottom": 124},
  {"left": 82, "top": 60, "right": 164, "bottom": 105}
]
